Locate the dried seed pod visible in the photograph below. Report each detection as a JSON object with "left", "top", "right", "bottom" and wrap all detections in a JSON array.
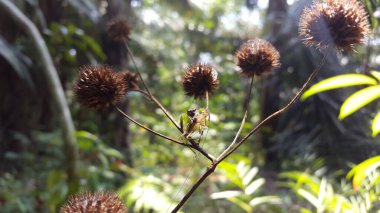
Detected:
[
  {"left": 236, "top": 39, "right": 280, "bottom": 77},
  {"left": 60, "top": 191, "right": 127, "bottom": 213},
  {"left": 74, "top": 65, "right": 127, "bottom": 110},
  {"left": 120, "top": 70, "right": 139, "bottom": 90},
  {"left": 299, "top": 0, "right": 370, "bottom": 52},
  {"left": 107, "top": 18, "right": 131, "bottom": 42},
  {"left": 182, "top": 63, "right": 219, "bottom": 99}
]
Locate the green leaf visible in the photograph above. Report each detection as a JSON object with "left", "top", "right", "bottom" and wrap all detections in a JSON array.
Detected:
[
  {"left": 226, "top": 197, "right": 252, "bottom": 213},
  {"left": 101, "top": 147, "right": 123, "bottom": 159},
  {"left": 218, "top": 161, "right": 243, "bottom": 188},
  {"left": 249, "top": 196, "right": 281, "bottom": 206},
  {"left": 371, "top": 112, "right": 380, "bottom": 137},
  {"left": 297, "top": 189, "right": 322, "bottom": 210},
  {"left": 301, "top": 208, "right": 313, "bottom": 213},
  {"left": 301, "top": 74, "right": 377, "bottom": 100},
  {"left": 210, "top": 190, "right": 242, "bottom": 199},
  {"left": 347, "top": 156, "right": 380, "bottom": 190},
  {"left": 242, "top": 167, "right": 258, "bottom": 186},
  {"left": 244, "top": 178, "right": 265, "bottom": 195},
  {"left": 370, "top": 71, "right": 380, "bottom": 81},
  {"left": 339, "top": 85, "right": 380, "bottom": 120}
]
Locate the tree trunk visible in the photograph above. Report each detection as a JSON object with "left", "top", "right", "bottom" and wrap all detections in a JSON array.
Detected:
[{"left": 103, "top": 0, "right": 134, "bottom": 167}]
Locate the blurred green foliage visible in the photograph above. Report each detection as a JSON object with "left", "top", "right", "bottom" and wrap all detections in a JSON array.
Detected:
[{"left": 2, "top": 0, "right": 380, "bottom": 212}]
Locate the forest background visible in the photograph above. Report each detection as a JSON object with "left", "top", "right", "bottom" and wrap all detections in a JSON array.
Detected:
[{"left": 1, "top": 0, "right": 380, "bottom": 212}]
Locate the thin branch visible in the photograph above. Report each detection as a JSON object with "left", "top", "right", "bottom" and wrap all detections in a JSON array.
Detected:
[
  {"left": 124, "top": 40, "right": 152, "bottom": 97},
  {"left": 205, "top": 91, "right": 209, "bottom": 109},
  {"left": 130, "top": 78, "right": 182, "bottom": 132},
  {"left": 150, "top": 95, "right": 182, "bottom": 131},
  {"left": 129, "top": 89, "right": 151, "bottom": 99},
  {"left": 218, "top": 50, "right": 330, "bottom": 162},
  {"left": 172, "top": 51, "right": 330, "bottom": 212},
  {"left": 115, "top": 106, "right": 190, "bottom": 147},
  {"left": 171, "top": 163, "right": 217, "bottom": 213},
  {"left": 219, "top": 77, "right": 254, "bottom": 159},
  {"left": 132, "top": 85, "right": 215, "bottom": 161},
  {"left": 188, "top": 141, "right": 215, "bottom": 161}
]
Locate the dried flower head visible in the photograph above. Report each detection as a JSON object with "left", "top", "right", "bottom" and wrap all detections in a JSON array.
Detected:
[
  {"left": 299, "top": 0, "right": 370, "bottom": 52},
  {"left": 60, "top": 191, "right": 127, "bottom": 213},
  {"left": 120, "top": 70, "right": 139, "bottom": 90},
  {"left": 107, "top": 18, "right": 131, "bottom": 41},
  {"left": 182, "top": 64, "right": 219, "bottom": 99},
  {"left": 235, "top": 39, "right": 280, "bottom": 77},
  {"left": 74, "top": 65, "right": 127, "bottom": 110}
]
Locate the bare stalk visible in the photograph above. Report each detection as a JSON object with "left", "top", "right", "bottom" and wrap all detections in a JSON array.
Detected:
[
  {"left": 219, "top": 77, "right": 254, "bottom": 159},
  {"left": 115, "top": 106, "right": 190, "bottom": 147},
  {"left": 171, "top": 51, "right": 330, "bottom": 212},
  {"left": 188, "top": 140, "right": 215, "bottom": 161},
  {"left": 124, "top": 43, "right": 182, "bottom": 131},
  {"left": 170, "top": 163, "right": 217, "bottom": 213},
  {"left": 150, "top": 95, "right": 182, "bottom": 131},
  {"left": 124, "top": 41, "right": 152, "bottom": 97},
  {"left": 219, "top": 50, "right": 329, "bottom": 162},
  {"left": 206, "top": 91, "right": 209, "bottom": 109}
]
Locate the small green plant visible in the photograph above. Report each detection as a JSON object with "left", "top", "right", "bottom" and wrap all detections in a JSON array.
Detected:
[
  {"left": 302, "top": 71, "right": 380, "bottom": 136},
  {"left": 211, "top": 160, "right": 281, "bottom": 213},
  {"left": 282, "top": 158, "right": 380, "bottom": 213}
]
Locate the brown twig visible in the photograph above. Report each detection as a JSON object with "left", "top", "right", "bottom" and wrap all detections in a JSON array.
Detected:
[
  {"left": 150, "top": 95, "right": 182, "bottom": 131},
  {"left": 124, "top": 41, "right": 153, "bottom": 97},
  {"left": 170, "top": 163, "right": 217, "bottom": 213},
  {"left": 115, "top": 106, "right": 190, "bottom": 147},
  {"left": 219, "top": 77, "right": 254, "bottom": 159},
  {"left": 218, "top": 50, "right": 329, "bottom": 162},
  {"left": 171, "top": 50, "right": 330, "bottom": 212},
  {"left": 124, "top": 48, "right": 214, "bottom": 161}
]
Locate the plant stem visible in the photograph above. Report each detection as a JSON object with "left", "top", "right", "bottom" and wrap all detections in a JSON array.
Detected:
[
  {"left": 124, "top": 41, "right": 152, "bottom": 97},
  {"left": 219, "top": 77, "right": 254, "bottom": 159},
  {"left": 171, "top": 163, "right": 217, "bottom": 213},
  {"left": 171, "top": 51, "right": 329, "bottom": 212},
  {"left": 206, "top": 91, "right": 209, "bottom": 109},
  {"left": 218, "top": 51, "right": 329, "bottom": 162},
  {"left": 115, "top": 106, "right": 190, "bottom": 147},
  {"left": 150, "top": 95, "right": 182, "bottom": 131}
]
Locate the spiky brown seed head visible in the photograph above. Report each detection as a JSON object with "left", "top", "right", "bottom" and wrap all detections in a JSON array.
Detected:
[
  {"left": 299, "top": 0, "right": 370, "bottom": 52},
  {"left": 60, "top": 191, "right": 127, "bottom": 213},
  {"left": 74, "top": 65, "right": 127, "bottom": 110},
  {"left": 107, "top": 18, "right": 131, "bottom": 41},
  {"left": 120, "top": 70, "right": 139, "bottom": 90},
  {"left": 235, "top": 39, "right": 280, "bottom": 77},
  {"left": 182, "top": 64, "right": 219, "bottom": 99}
]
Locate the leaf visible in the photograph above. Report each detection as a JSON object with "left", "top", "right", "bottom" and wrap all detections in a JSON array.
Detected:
[
  {"left": 339, "top": 85, "right": 380, "bottom": 120},
  {"left": 370, "top": 71, "right": 380, "bottom": 81},
  {"left": 249, "top": 196, "right": 281, "bottom": 206},
  {"left": 218, "top": 161, "right": 243, "bottom": 188},
  {"left": 244, "top": 178, "right": 265, "bottom": 195},
  {"left": 0, "top": 36, "right": 34, "bottom": 89},
  {"left": 301, "top": 74, "right": 377, "bottom": 100},
  {"left": 297, "top": 189, "right": 322, "bottom": 210},
  {"left": 210, "top": 190, "right": 242, "bottom": 199},
  {"left": 371, "top": 112, "right": 380, "bottom": 137},
  {"left": 301, "top": 208, "right": 313, "bottom": 213},
  {"left": 226, "top": 197, "right": 252, "bottom": 213},
  {"left": 242, "top": 167, "right": 258, "bottom": 186},
  {"left": 347, "top": 156, "right": 380, "bottom": 190}
]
